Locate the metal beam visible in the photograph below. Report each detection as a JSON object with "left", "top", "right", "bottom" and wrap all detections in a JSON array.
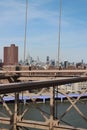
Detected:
[
  {"left": 17, "top": 120, "right": 85, "bottom": 130},
  {"left": 0, "top": 116, "right": 86, "bottom": 130},
  {"left": 0, "top": 69, "right": 87, "bottom": 73},
  {"left": 0, "top": 77, "right": 87, "bottom": 94}
]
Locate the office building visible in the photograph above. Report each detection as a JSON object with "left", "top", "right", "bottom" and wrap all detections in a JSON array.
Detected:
[{"left": 4, "top": 44, "right": 18, "bottom": 65}]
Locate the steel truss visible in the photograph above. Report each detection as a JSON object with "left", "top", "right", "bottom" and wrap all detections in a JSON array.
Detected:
[{"left": 0, "top": 77, "right": 87, "bottom": 130}]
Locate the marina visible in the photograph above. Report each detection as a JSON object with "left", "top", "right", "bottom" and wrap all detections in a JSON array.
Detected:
[{"left": 2, "top": 93, "right": 87, "bottom": 103}]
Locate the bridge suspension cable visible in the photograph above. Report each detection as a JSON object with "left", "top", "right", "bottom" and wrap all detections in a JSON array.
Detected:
[
  {"left": 58, "top": 0, "right": 62, "bottom": 68},
  {"left": 24, "top": 0, "right": 28, "bottom": 63}
]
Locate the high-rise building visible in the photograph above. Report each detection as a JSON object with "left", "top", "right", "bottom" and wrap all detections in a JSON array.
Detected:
[
  {"left": 46, "top": 56, "right": 50, "bottom": 64},
  {"left": 64, "top": 61, "right": 68, "bottom": 69},
  {"left": 4, "top": 44, "right": 18, "bottom": 65}
]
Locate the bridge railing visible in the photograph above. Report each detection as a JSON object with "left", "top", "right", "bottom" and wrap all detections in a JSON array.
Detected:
[{"left": 0, "top": 77, "right": 87, "bottom": 130}]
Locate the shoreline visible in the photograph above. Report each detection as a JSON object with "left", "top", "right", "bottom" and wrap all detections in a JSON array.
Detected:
[{"left": 1, "top": 93, "right": 87, "bottom": 103}]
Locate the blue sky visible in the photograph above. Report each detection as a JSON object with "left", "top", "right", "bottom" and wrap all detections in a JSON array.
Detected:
[{"left": 0, "top": 0, "right": 87, "bottom": 63}]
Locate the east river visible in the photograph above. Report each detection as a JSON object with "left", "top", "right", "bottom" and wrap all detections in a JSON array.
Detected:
[{"left": 0, "top": 100, "right": 87, "bottom": 129}]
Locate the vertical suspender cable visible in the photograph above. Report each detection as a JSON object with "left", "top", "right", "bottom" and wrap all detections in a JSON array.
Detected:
[
  {"left": 55, "top": 0, "right": 62, "bottom": 120},
  {"left": 58, "top": 0, "right": 62, "bottom": 68},
  {"left": 22, "top": 0, "right": 28, "bottom": 118},
  {"left": 24, "top": 0, "right": 28, "bottom": 63}
]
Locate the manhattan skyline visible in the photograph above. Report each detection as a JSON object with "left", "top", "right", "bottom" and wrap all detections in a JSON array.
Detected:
[{"left": 0, "top": 0, "right": 87, "bottom": 63}]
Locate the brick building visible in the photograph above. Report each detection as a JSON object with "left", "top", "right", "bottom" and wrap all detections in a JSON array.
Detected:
[{"left": 4, "top": 44, "right": 18, "bottom": 65}]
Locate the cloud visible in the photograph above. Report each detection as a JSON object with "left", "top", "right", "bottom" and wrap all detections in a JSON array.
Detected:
[
  {"left": 0, "top": 1, "right": 25, "bottom": 25},
  {"left": 0, "top": 0, "right": 59, "bottom": 27}
]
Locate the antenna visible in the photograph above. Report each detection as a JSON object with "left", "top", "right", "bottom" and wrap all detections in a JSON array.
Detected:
[
  {"left": 24, "top": 0, "right": 28, "bottom": 63},
  {"left": 58, "top": 0, "right": 62, "bottom": 68}
]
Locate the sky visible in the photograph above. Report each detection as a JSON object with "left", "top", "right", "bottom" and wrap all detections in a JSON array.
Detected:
[{"left": 0, "top": 0, "right": 87, "bottom": 63}]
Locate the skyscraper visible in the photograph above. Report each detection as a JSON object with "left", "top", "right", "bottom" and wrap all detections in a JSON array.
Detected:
[{"left": 4, "top": 44, "right": 18, "bottom": 65}]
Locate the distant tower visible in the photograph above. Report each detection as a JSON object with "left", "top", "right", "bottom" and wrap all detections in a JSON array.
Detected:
[
  {"left": 4, "top": 44, "right": 18, "bottom": 65},
  {"left": 51, "top": 59, "right": 55, "bottom": 66},
  {"left": 46, "top": 56, "right": 50, "bottom": 64},
  {"left": 81, "top": 59, "right": 83, "bottom": 64},
  {"left": 64, "top": 61, "right": 68, "bottom": 69}
]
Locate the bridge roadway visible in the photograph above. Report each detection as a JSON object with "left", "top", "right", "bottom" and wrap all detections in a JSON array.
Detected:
[{"left": 0, "top": 76, "right": 87, "bottom": 130}]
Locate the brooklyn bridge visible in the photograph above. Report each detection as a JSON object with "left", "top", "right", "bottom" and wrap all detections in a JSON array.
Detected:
[{"left": 0, "top": 69, "right": 87, "bottom": 130}]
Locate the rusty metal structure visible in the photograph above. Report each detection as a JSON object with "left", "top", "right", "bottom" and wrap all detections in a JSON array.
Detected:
[{"left": 0, "top": 71, "right": 87, "bottom": 130}]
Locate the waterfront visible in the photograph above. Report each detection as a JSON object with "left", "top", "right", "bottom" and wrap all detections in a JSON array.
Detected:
[{"left": 0, "top": 100, "right": 87, "bottom": 130}]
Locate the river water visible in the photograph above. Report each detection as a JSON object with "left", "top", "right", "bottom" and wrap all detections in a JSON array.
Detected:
[{"left": 0, "top": 100, "right": 87, "bottom": 129}]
